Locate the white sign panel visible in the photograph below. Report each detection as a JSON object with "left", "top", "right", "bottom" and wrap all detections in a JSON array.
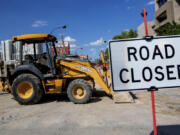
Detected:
[{"left": 109, "top": 36, "right": 180, "bottom": 91}]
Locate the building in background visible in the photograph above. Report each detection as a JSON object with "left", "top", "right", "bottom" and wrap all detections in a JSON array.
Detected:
[
  {"left": 0, "top": 40, "right": 43, "bottom": 62},
  {"left": 51, "top": 41, "right": 70, "bottom": 56},
  {"left": 23, "top": 43, "right": 43, "bottom": 55},
  {"left": 138, "top": 0, "right": 180, "bottom": 37},
  {"left": 79, "top": 55, "right": 88, "bottom": 60},
  {"left": 153, "top": 0, "right": 180, "bottom": 30},
  {"left": 0, "top": 39, "right": 71, "bottom": 62}
]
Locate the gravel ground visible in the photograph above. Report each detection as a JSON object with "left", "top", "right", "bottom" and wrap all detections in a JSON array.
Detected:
[{"left": 0, "top": 86, "right": 180, "bottom": 135}]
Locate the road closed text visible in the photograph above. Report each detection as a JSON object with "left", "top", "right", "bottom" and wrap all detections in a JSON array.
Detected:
[{"left": 119, "top": 44, "right": 180, "bottom": 83}]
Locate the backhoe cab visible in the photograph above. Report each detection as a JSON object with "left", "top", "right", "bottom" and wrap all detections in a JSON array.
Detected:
[
  {"left": 12, "top": 34, "right": 58, "bottom": 76},
  {"left": 0, "top": 34, "right": 114, "bottom": 105}
]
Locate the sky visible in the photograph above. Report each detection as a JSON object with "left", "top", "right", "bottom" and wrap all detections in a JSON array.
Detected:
[{"left": 0, "top": 0, "right": 155, "bottom": 60}]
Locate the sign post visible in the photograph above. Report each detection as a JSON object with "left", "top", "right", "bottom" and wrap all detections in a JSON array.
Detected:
[
  {"left": 109, "top": 8, "right": 180, "bottom": 135},
  {"left": 142, "top": 8, "right": 157, "bottom": 135}
]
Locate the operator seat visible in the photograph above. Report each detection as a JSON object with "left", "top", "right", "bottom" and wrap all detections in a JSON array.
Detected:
[{"left": 24, "top": 55, "right": 34, "bottom": 63}]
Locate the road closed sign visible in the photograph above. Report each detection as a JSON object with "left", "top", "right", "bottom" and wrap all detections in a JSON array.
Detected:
[{"left": 109, "top": 36, "right": 180, "bottom": 91}]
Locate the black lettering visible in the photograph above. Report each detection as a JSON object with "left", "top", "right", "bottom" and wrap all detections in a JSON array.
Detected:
[
  {"left": 119, "top": 68, "right": 129, "bottom": 83},
  {"left": 177, "top": 65, "right": 180, "bottom": 79},
  {"left": 155, "top": 66, "right": 164, "bottom": 81},
  {"left": 131, "top": 68, "right": 141, "bottom": 83},
  {"left": 165, "top": 44, "right": 175, "bottom": 59},
  {"left": 139, "top": 46, "right": 149, "bottom": 60},
  {"left": 166, "top": 65, "right": 176, "bottom": 80},
  {"left": 142, "top": 67, "right": 153, "bottom": 82},
  {"left": 127, "top": 47, "right": 138, "bottom": 61},
  {"left": 152, "top": 45, "right": 164, "bottom": 60}
]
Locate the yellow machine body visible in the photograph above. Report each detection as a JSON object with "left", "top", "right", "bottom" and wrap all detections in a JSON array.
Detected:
[
  {"left": 12, "top": 34, "right": 57, "bottom": 43},
  {"left": 0, "top": 34, "right": 114, "bottom": 102},
  {"left": 40, "top": 57, "right": 114, "bottom": 96},
  {"left": 55, "top": 57, "right": 114, "bottom": 96},
  {"left": 42, "top": 79, "right": 66, "bottom": 94}
]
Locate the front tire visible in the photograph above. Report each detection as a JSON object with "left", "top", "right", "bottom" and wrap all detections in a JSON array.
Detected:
[
  {"left": 12, "top": 74, "right": 43, "bottom": 105},
  {"left": 67, "top": 79, "right": 92, "bottom": 104}
]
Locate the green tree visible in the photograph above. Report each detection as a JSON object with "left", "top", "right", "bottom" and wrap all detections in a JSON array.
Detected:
[
  {"left": 104, "top": 48, "right": 109, "bottom": 64},
  {"left": 95, "top": 58, "right": 102, "bottom": 65},
  {"left": 156, "top": 23, "right": 180, "bottom": 36},
  {"left": 103, "top": 29, "right": 137, "bottom": 63},
  {"left": 112, "top": 29, "right": 137, "bottom": 40}
]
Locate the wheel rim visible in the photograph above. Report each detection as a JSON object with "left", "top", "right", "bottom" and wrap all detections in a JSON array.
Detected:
[
  {"left": 17, "top": 81, "right": 33, "bottom": 99},
  {"left": 72, "top": 85, "right": 86, "bottom": 99}
]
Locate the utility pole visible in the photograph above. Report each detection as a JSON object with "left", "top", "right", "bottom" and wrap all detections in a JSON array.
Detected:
[{"left": 49, "top": 25, "right": 67, "bottom": 56}]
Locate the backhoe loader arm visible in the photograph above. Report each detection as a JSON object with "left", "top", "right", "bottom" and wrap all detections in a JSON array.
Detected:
[
  {"left": 59, "top": 60, "right": 114, "bottom": 96},
  {"left": 100, "top": 51, "right": 109, "bottom": 86}
]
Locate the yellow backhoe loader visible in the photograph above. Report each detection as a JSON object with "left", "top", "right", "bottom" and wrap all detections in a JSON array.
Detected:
[{"left": 0, "top": 34, "right": 114, "bottom": 104}]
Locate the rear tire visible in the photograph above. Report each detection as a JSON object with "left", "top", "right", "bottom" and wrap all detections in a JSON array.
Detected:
[
  {"left": 12, "top": 74, "right": 43, "bottom": 105},
  {"left": 67, "top": 79, "right": 92, "bottom": 104}
]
